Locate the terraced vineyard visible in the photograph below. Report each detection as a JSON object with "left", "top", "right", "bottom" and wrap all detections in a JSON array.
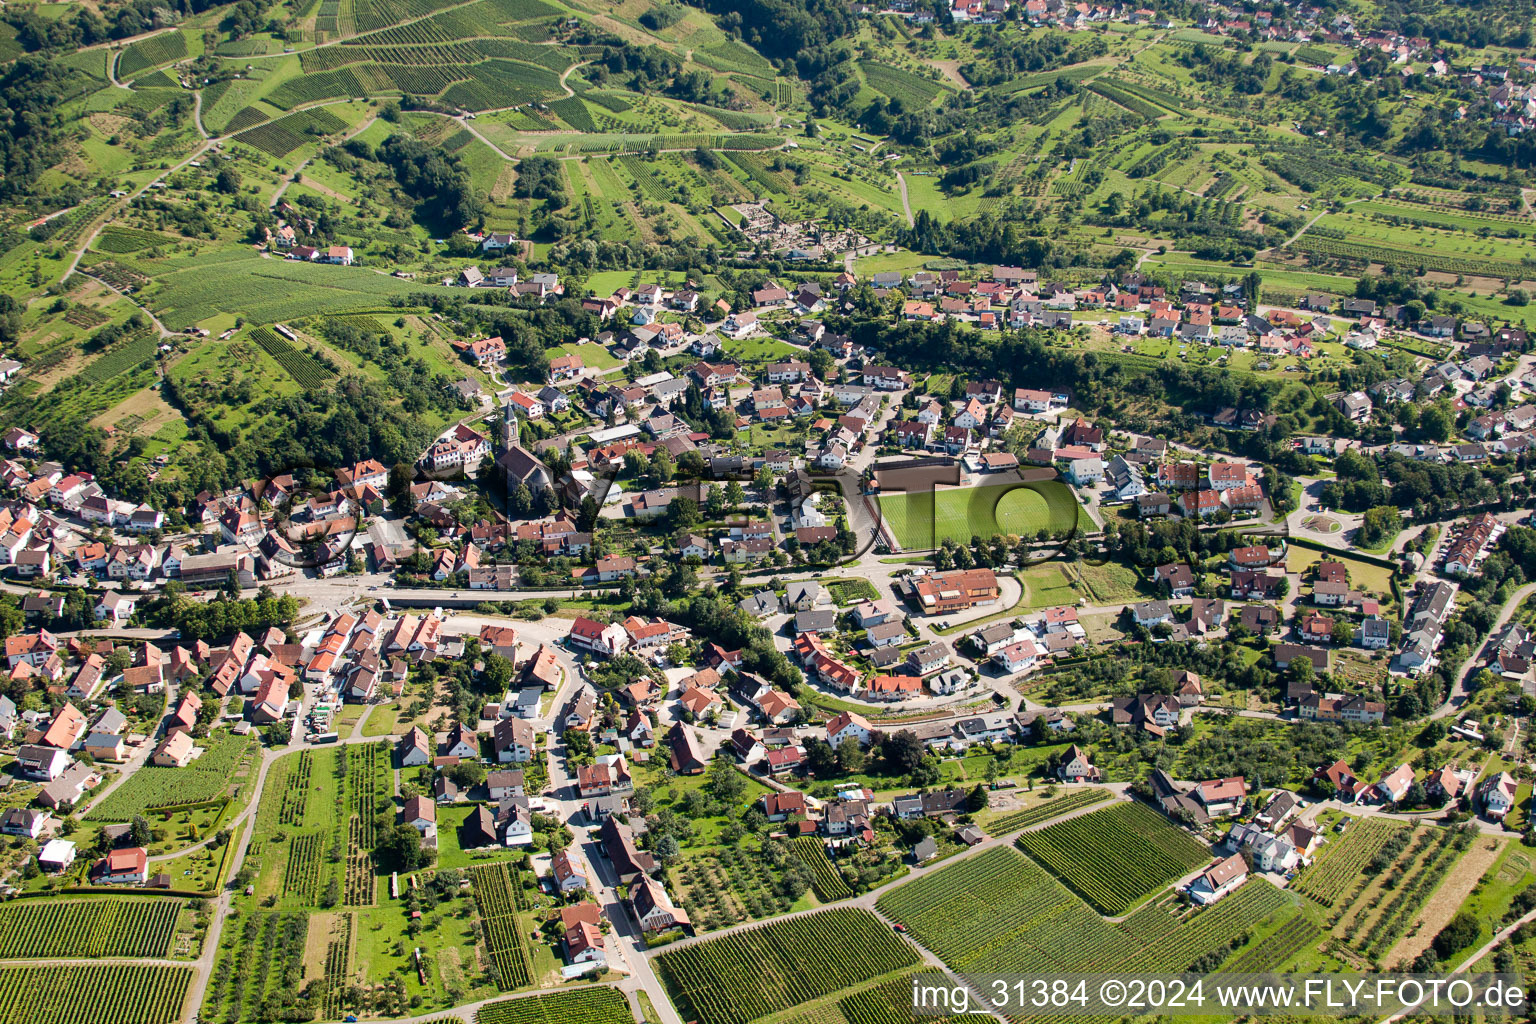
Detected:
[
  {"left": 983, "top": 789, "right": 1111, "bottom": 835},
  {"left": 1015, "top": 802, "right": 1210, "bottom": 915},
  {"left": 1290, "top": 818, "right": 1405, "bottom": 908},
  {"left": 876, "top": 845, "right": 1295, "bottom": 976},
  {"left": 249, "top": 327, "right": 335, "bottom": 389},
  {"left": 857, "top": 61, "right": 947, "bottom": 108},
  {"left": 0, "top": 963, "right": 193, "bottom": 1024},
  {"left": 94, "top": 227, "right": 178, "bottom": 255},
  {"left": 1085, "top": 81, "right": 1163, "bottom": 120},
  {"left": 233, "top": 109, "right": 350, "bottom": 158},
  {"left": 1223, "top": 915, "right": 1324, "bottom": 972},
  {"left": 791, "top": 837, "right": 854, "bottom": 901},
  {"left": 1288, "top": 234, "right": 1536, "bottom": 281},
  {"left": 118, "top": 32, "right": 187, "bottom": 77},
  {"left": 79, "top": 336, "right": 159, "bottom": 385},
  {"left": 618, "top": 156, "right": 674, "bottom": 202},
  {"left": 471, "top": 863, "right": 533, "bottom": 990},
  {"left": 654, "top": 908, "right": 919, "bottom": 1024},
  {"left": 0, "top": 899, "right": 182, "bottom": 959},
  {"left": 476, "top": 987, "right": 632, "bottom": 1024}
]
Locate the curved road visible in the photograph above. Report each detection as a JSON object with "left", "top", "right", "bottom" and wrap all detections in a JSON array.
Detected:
[{"left": 1434, "top": 580, "right": 1536, "bottom": 720}]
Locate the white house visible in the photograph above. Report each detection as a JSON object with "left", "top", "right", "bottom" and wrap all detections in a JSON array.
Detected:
[{"left": 1187, "top": 854, "right": 1248, "bottom": 905}]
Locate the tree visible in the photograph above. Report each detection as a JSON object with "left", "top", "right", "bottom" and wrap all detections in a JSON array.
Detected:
[
  {"left": 969, "top": 783, "right": 989, "bottom": 812},
  {"left": 483, "top": 652, "right": 514, "bottom": 691},
  {"left": 804, "top": 737, "right": 836, "bottom": 775},
  {"left": 1358, "top": 505, "right": 1400, "bottom": 548},
  {"left": 1418, "top": 404, "right": 1451, "bottom": 442},
  {"left": 707, "top": 758, "right": 745, "bottom": 803},
  {"left": 214, "top": 166, "right": 242, "bottom": 195},
  {"left": 881, "top": 731, "right": 925, "bottom": 775},
  {"left": 510, "top": 483, "right": 533, "bottom": 519},
  {"left": 807, "top": 347, "right": 835, "bottom": 381},
  {"left": 652, "top": 446, "right": 675, "bottom": 483},
  {"left": 836, "top": 736, "right": 866, "bottom": 773},
  {"left": 388, "top": 462, "right": 415, "bottom": 515},
  {"left": 653, "top": 833, "right": 680, "bottom": 865},
  {"left": 374, "top": 824, "right": 424, "bottom": 871},
  {"left": 129, "top": 815, "right": 152, "bottom": 848},
  {"left": 1431, "top": 911, "right": 1480, "bottom": 960},
  {"left": 666, "top": 497, "right": 700, "bottom": 530},
  {"left": 448, "top": 760, "right": 485, "bottom": 788}
]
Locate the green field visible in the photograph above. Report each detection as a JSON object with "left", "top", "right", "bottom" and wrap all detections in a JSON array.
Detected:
[
  {"left": 0, "top": 898, "right": 182, "bottom": 958},
  {"left": 86, "top": 735, "right": 254, "bottom": 821},
  {"left": 876, "top": 843, "right": 1296, "bottom": 974},
  {"left": 0, "top": 963, "right": 193, "bottom": 1024},
  {"left": 653, "top": 908, "right": 919, "bottom": 1024},
  {"left": 877, "top": 479, "right": 1085, "bottom": 550},
  {"left": 1016, "top": 803, "right": 1211, "bottom": 915}
]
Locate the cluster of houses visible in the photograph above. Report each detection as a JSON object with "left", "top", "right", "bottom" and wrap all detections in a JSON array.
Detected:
[
  {"left": 1120, "top": 457, "right": 1265, "bottom": 519},
  {"left": 0, "top": 624, "right": 314, "bottom": 825},
  {"left": 1438, "top": 512, "right": 1504, "bottom": 579},
  {"left": 1314, "top": 757, "right": 1520, "bottom": 820},
  {"left": 264, "top": 212, "right": 354, "bottom": 267},
  {"left": 1397, "top": 580, "right": 1456, "bottom": 675}
]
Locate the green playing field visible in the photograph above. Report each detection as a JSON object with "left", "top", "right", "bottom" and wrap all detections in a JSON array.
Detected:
[{"left": 876, "top": 479, "right": 1085, "bottom": 550}]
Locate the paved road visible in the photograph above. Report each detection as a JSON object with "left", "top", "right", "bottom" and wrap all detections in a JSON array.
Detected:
[{"left": 1434, "top": 580, "right": 1536, "bottom": 720}]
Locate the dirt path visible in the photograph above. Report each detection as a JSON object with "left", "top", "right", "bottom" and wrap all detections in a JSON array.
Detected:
[
  {"left": 558, "top": 60, "right": 591, "bottom": 98},
  {"left": 270, "top": 114, "right": 377, "bottom": 209},
  {"left": 293, "top": 173, "right": 354, "bottom": 204},
  {"left": 896, "top": 171, "right": 914, "bottom": 228},
  {"left": 1386, "top": 831, "right": 1506, "bottom": 968}
]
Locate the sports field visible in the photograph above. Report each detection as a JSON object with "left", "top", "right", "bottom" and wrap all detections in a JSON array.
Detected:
[{"left": 877, "top": 479, "right": 1085, "bottom": 550}]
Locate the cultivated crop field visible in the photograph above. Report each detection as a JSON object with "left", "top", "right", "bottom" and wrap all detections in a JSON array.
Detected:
[
  {"left": 792, "top": 837, "right": 854, "bottom": 902},
  {"left": 118, "top": 32, "right": 188, "bottom": 77},
  {"left": 0, "top": 963, "right": 192, "bottom": 1024},
  {"left": 470, "top": 863, "right": 533, "bottom": 990},
  {"left": 877, "top": 845, "right": 1296, "bottom": 977},
  {"left": 475, "top": 987, "right": 631, "bottom": 1024},
  {"left": 654, "top": 908, "right": 919, "bottom": 1024},
  {"left": 1016, "top": 803, "right": 1209, "bottom": 915},
  {"left": 249, "top": 327, "right": 334, "bottom": 388},
  {"left": 1290, "top": 817, "right": 1405, "bottom": 908},
  {"left": 0, "top": 898, "right": 182, "bottom": 959},
  {"left": 672, "top": 848, "right": 796, "bottom": 931},
  {"left": 1223, "top": 915, "right": 1324, "bottom": 972},
  {"left": 981, "top": 788, "right": 1111, "bottom": 835},
  {"left": 121, "top": 247, "right": 454, "bottom": 329},
  {"left": 877, "top": 479, "right": 1085, "bottom": 550},
  {"left": 86, "top": 734, "right": 253, "bottom": 821},
  {"left": 233, "top": 108, "right": 350, "bottom": 158}
]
